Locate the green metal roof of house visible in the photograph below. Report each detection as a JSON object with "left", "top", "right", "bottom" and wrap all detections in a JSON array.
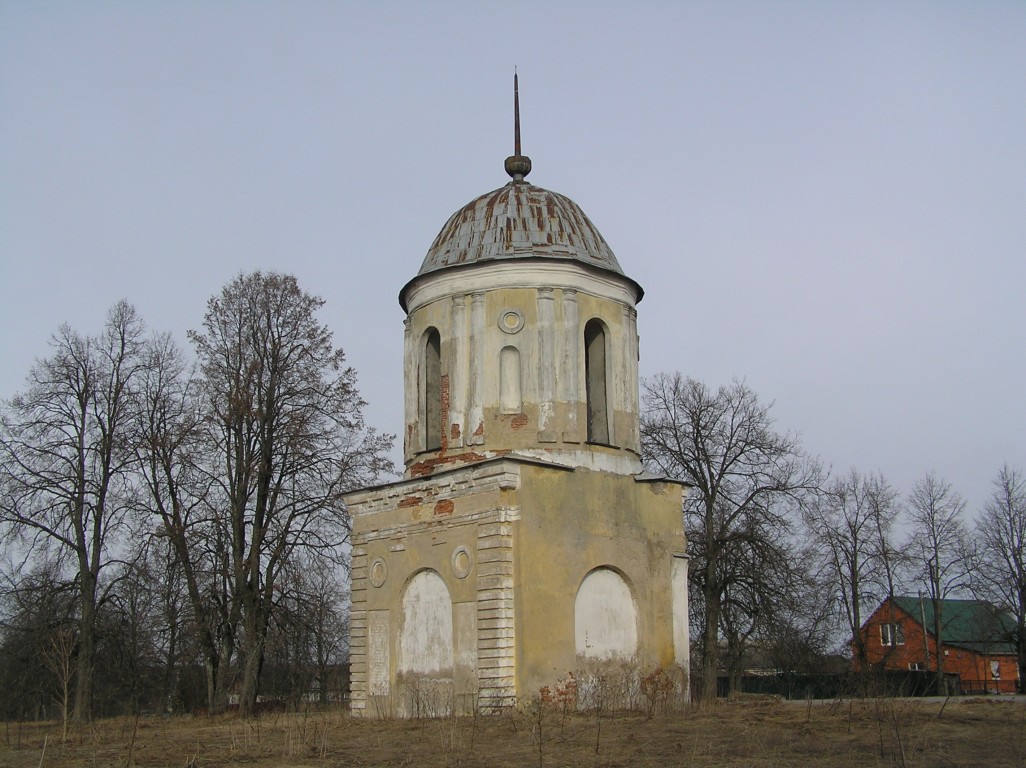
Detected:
[{"left": 893, "top": 597, "right": 1017, "bottom": 655}]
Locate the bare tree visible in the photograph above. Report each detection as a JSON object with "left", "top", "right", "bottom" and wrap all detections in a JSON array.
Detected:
[
  {"left": 131, "top": 331, "right": 238, "bottom": 712},
  {"left": 98, "top": 555, "right": 172, "bottom": 714},
  {"left": 805, "top": 470, "right": 901, "bottom": 665},
  {"left": 974, "top": 465, "right": 1026, "bottom": 692},
  {"left": 259, "top": 554, "right": 349, "bottom": 709},
  {"left": 293, "top": 553, "right": 349, "bottom": 705},
  {"left": 0, "top": 562, "right": 77, "bottom": 721},
  {"left": 0, "top": 302, "right": 145, "bottom": 720},
  {"left": 760, "top": 562, "right": 835, "bottom": 677},
  {"left": 188, "top": 272, "right": 392, "bottom": 716},
  {"left": 718, "top": 533, "right": 816, "bottom": 694},
  {"left": 44, "top": 626, "right": 76, "bottom": 738},
  {"left": 121, "top": 532, "right": 194, "bottom": 713},
  {"left": 906, "top": 471, "right": 971, "bottom": 693},
  {"left": 640, "top": 373, "right": 820, "bottom": 701}
]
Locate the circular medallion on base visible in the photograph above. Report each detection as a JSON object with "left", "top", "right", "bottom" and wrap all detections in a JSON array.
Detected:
[
  {"left": 369, "top": 557, "right": 388, "bottom": 588},
  {"left": 451, "top": 546, "right": 473, "bottom": 579}
]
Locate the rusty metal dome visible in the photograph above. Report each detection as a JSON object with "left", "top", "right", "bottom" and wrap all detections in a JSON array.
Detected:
[
  {"left": 398, "top": 178, "right": 644, "bottom": 312},
  {"left": 416, "top": 181, "right": 626, "bottom": 278}
]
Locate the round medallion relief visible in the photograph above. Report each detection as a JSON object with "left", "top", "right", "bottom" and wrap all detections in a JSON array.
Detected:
[
  {"left": 369, "top": 557, "right": 388, "bottom": 588},
  {"left": 498, "top": 308, "right": 524, "bottom": 334},
  {"left": 451, "top": 546, "right": 473, "bottom": 579}
]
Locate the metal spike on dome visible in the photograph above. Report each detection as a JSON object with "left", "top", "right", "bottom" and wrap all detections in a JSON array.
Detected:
[
  {"left": 505, "top": 69, "right": 532, "bottom": 181},
  {"left": 514, "top": 69, "right": 521, "bottom": 156}
]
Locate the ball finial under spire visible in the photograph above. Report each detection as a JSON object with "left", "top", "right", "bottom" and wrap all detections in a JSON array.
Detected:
[{"left": 505, "top": 70, "right": 532, "bottom": 181}]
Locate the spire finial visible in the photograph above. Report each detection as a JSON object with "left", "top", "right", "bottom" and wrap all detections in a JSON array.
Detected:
[
  {"left": 514, "top": 69, "right": 521, "bottom": 156},
  {"left": 505, "top": 69, "right": 532, "bottom": 182}
]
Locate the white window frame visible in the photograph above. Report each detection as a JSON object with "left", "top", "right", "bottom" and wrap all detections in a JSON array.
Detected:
[{"left": 880, "top": 622, "right": 905, "bottom": 646}]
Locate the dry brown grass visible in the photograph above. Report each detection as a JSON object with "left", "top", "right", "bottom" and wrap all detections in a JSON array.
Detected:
[{"left": 1, "top": 696, "right": 1023, "bottom": 768}]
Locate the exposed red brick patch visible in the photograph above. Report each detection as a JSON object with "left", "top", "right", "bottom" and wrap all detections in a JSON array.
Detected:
[
  {"left": 473, "top": 422, "right": 485, "bottom": 437},
  {"left": 408, "top": 451, "right": 501, "bottom": 478},
  {"left": 450, "top": 422, "right": 461, "bottom": 441},
  {"left": 398, "top": 496, "right": 423, "bottom": 508},
  {"left": 511, "top": 414, "right": 529, "bottom": 430},
  {"left": 433, "top": 499, "right": 454, "bottom": 516}
]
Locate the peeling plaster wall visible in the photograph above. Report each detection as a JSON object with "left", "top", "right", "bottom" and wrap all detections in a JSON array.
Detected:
[
  {"left": 347, "top": 460, "right": 521, "bottom": 716},
  {"left": 671, "top": 555, "right": 690, "bottom": 669},
  {"left": 346, "top": 457, "right": 687, "bottom": 716},
  {"left": 575, "top": 568, "right": 639, "bottom": 660},
  {"left": 399, "top": 570, "right": 454, "bottom": 676},
  {"left": 512, "top": 463, "right": 685, "bottom": 696}
]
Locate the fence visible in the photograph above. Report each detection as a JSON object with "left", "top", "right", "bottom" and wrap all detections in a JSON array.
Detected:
[{"left": 715, "top": 670, "right": 991, "bottom": 700}]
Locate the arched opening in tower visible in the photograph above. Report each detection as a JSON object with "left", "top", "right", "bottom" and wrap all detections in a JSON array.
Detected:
[
  {"left": 585, "top": 319, "right": 610, "bottom": 444},
  {"left": 422, "top": 328, "right": 441, "bottom": 450}
]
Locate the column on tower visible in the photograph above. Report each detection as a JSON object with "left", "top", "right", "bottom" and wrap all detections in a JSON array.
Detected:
[
  {"left": 449, "top": 295, "right": 468, "bottom": 449},
  {"left": 468, "top": 292, "right": 486, "bottom": 445},
  {"left": 559, "top": 289, "right": 580, "bottom": 443},
  {"left": 536, "top": 287, "right": 556, "bottom": 443}
]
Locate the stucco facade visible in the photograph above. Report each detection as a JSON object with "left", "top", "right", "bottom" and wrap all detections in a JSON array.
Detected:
[{"left": 345, "top": 132, "right": 688, "bottom": 716}]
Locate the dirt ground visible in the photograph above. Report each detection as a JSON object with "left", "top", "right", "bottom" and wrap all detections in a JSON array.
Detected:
[{"left": 1, "top": 696, "right": 1024, "bottom": 768}]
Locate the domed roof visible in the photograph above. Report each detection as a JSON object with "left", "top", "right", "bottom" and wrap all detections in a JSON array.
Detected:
[
  {"left": 400, "top": 75, "right": 643, "bottom": 311},
  {"left": 416, "top": 180, "right": 626, "bottom": 278}
]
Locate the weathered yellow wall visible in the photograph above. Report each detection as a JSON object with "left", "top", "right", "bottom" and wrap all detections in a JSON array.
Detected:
[
  {"left": 349, "top": 461, "right": 519, "bottom": 716},
  {"left": 511, "top": 464, "right": 684, "bottom": 696},
  {"left": 348, "top": 457, "right": 684, "bottom": 715}
]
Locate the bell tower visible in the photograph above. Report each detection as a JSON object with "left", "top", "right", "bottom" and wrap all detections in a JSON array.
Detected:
[{"left": 345, "top": 78, "right": 688, "bottom": 716}]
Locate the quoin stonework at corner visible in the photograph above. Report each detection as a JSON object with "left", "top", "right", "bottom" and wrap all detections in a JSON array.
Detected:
[{"left": 343, "top": 85, "right": 689, "bottom": 716}]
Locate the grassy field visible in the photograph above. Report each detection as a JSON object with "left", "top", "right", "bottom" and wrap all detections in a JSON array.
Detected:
[{"left": 1, "top": 696, "right": 1024, "bottom": 768}]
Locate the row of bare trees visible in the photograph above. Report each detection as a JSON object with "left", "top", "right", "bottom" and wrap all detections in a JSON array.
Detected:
[
  {"left": 1, "top": 291, "right": 1019, "bottom": 715},
  {"left": 640, "top": 372, "right": 1025, "bottom": 700},
  {"left": 0, "top": 272, "right": 393, "bottom": 721}
]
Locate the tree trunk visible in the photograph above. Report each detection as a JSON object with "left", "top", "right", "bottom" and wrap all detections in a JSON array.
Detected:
[
  {"left": 1018, "top": 585, "right": 1026, "bottom": 695},
  {"left": 701, "top": 584, "right": 721, "bottom": 701},
  {"left": 162, "top": 607, "right": 178, "bottom": 713},
  {"left": 208, "top": 638, "right": 235, "bottom": 715},
  {"left": 933, "top": 598, "right": 945, "bottom": 695},
  {"left": 1018, "top": 645, "right": 1026, "bottom": 695},
  {"left": 237, "top": 598, "right": 270, "bottom": 717},
  {"left": 238, "top": 635, "right": 265, "bottom": 716},
  {"left": 850, "top": 564, "right": 865, "bottom": 665},
  {"left": 72, "top": 576, "right": 97, "bottom": 722},
  {"left": 727, "top": 657, "right": 742, "bottom": 697}
]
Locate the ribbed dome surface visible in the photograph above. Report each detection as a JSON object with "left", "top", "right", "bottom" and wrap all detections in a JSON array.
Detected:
[{"left": 417, "top": 181, "right": 625, "bottom": 277}]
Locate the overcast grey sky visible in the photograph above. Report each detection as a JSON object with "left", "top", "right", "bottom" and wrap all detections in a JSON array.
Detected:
[{"left": 2, "top": 2, "right": 1023, "bottom": 514}]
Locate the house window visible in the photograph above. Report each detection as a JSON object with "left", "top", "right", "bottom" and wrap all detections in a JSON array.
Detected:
[
  {"left": 991, "top": 661, "right": 1001, "bottom": 679},
  {"left": 880, "top": 623, "right": 905, "bottom": 646},
  {"left": 909, "top": 662, "right": 925, "bottom": 671}
]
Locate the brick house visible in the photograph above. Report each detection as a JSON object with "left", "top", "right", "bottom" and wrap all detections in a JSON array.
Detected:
[{"left": 858, "top": 597, "right": 1019, "bottom": 694}]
